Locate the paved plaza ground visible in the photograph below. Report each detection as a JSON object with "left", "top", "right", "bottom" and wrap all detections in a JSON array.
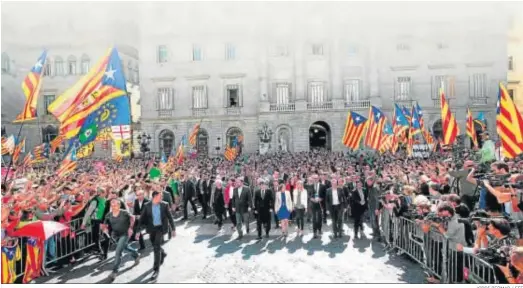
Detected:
[{"left": 36, "top": 216, "right": 425, "bottom": 284}]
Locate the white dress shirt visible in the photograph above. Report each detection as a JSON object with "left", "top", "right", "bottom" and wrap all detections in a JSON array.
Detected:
[
  {"left": 358, "top": 189, "right": 365, "bottom": 205},
  {"left": 332, "top": 188, "right": 339, "bottom": 206}
]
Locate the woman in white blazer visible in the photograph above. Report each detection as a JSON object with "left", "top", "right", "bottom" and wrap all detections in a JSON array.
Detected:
[
  {"left": 292, "top": 180, "right": 308, "bottom": 236},
  {"left": 275, "top": 184, "right": 294, "bottom": 237}
]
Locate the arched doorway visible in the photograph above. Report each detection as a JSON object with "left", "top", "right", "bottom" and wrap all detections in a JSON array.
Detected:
[
  {"left": 158, "top": 129, "right": 175, "bottom": 156},
  {"left": 309, "top": 121, "right": 331, "bottom": 151},
  {"left": 196, "top": 128, "right": 209, "bottom": 156},
  {"left": 432, "top": 120, "right": 443, "bottom": 142},
  {"left": 226, "top": 127, "right": 243, "bottom": 149}
]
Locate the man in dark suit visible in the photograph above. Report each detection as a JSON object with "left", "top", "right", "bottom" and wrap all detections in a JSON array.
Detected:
[
  {"left": 133, "top": 190, "right": 149, "bottom": 250},
  {"left": 350, "top": 181, "right": 368, "bottom": 239},
  {"left": 231, "top": 177, "right": 252, "bottom": 240},
  {"left": 320, "top": 173, "right": 331, "bottom": 224},
  {"left": 201, "top": 173, "right": 213, "bottom": 219},
  {"left": 254, "top": 179, "right": 274, "bottom": 240},
  {"left": 137, "top": 191, "right": 176, "bottom": 280},
  {"left": 310, "top": 174, "right": 325, "bottom": 238},
  {"left": 182, "top": 175, "right": 198, "bottom": 220},
  {"left": 325, "top": 178, "right": 347, "bottom": 239}
]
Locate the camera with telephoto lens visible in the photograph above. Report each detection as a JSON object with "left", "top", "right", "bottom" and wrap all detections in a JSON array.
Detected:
[
  {"left": 478, "top": 246, "right": 511, "bottom": 266},
  {"left": 424, "top": 212, "right": 450, "bottom": 224}
]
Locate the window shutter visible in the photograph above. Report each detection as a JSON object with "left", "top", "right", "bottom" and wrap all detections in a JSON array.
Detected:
[
  {"left": 191, "top": 87, "right": 195, "bottom": 109},
  {"left": 156, "top": 89, "right": 160, "bottom": 110},
  {"left": 239, "top": 84, "right": 243, "bottom": 107},
  {"left": 171, "top": 88, "right": 175, "bottom": 110},
  {"left": 288, "top": 83, "right": 293, "bottom": 102},
  {"left": 223, "top": 85, "right": 228, "bottom": 107},
  {"left": 204, "top": 85, "right": 208, "bottom": 108}
]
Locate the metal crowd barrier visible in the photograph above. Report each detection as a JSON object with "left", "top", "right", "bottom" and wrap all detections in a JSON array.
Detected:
[
  {"left": 8, "top": 218, "right": 98, "bottom": 284},
  {"left": 378, "top": 211, "right": 499, "bottom": 284}
]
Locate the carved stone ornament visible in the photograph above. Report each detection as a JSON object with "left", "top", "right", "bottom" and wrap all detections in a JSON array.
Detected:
[{"left": 257, "top": 123, "right": 273, "bottom": 155}]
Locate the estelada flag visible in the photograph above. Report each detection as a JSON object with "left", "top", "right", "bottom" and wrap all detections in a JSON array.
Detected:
[
  {"left": 22, "top": 238, "right": 44, "bottom": 284},
  {"left": 1, "top": 245, "right": 21, "bottom": 284}
]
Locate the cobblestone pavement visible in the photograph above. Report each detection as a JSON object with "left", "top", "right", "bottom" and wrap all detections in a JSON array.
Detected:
[{"left": 36, "top": 216, "right": 425, "bottom": 284}]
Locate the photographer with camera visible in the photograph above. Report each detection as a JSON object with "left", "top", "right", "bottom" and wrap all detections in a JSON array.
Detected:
[
  {"left": 466, "top": 162, "right": 510, "bottom": 214},
  {"left": 448, "top": 160, "right": 477, "bottom": 210}
]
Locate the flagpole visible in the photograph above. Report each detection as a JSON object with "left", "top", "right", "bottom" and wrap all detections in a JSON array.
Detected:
[{"left": 3, "top": 123, "right": 24, "bottom": 183}]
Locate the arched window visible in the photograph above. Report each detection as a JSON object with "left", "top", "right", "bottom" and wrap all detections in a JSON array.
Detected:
[
  {"left": 1, "top": 52, "right": 10, "bottom": 73},
  {"left": 225, "top": 127, "right": 243, "bottom": 148},
  {"left": 128, "top": 60, "right": 133, "bottom": 83},
  {"left": 158, "top": 129, "right": 175, "bottom": 156},
  {"left": 54, "top": 56, "right": 64, "bottom": 76},
  {"left": 67, "top": 55, "right": 77, "bottom": 75},
  {"left": 80, "top": 54, "right": 90, "bottom": 75},
  {"left": 432, "top": 120, "right": 443, "bottom": 141},
  {"left": 196, "top": 128, "right": 209, "bottom": 156}
]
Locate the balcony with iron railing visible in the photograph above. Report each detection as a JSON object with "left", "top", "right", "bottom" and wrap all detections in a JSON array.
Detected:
[
  {"left": 192, "top": 108, "right": 208, "bottom": 117},
  {"left": 269, "top": 103, "right": 296, "bottom": 112},
  {"left": 469, "top": 97, "right": 488, "bottom": 106},
  {"left": 306, "top": 101, "right": 334, "bottom": 110},
  {"left": 225, "top": 106, "right": 242, "bottom": 115},
  {"left": 344, "top": 99, "right": 371, "bottom": 109},
  {"left": 157, "top": 109, "right": 174, "bottom": 118}
]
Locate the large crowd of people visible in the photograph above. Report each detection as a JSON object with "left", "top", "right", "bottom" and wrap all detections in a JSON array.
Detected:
[{"left": 2, "top": 135, "right": 523, "bottom": 283}]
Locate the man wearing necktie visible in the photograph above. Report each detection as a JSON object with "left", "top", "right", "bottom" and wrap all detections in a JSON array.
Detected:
[
  {"left": 326, "top": 178, "right": 347, "bottom": 239},
  {"left": 350, "top": 181, "right": 367, "bottom": 239},
  {"left": 254, "top": 179, "right": 274, "bottom": 240},
  {"left": 309, "top": 174, "right": 325, "bottom": 239},
  {"left": 231, "top": 177, "right": 252, "bottom": 240}
]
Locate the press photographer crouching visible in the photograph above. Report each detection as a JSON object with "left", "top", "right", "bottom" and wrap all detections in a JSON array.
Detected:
[{"left": 456, "top": 217, "right": 516, "bottom": 283}]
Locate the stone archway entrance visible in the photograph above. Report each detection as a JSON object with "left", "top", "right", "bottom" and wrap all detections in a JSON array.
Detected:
[{"left": 309, "top": 121, "right": 331, "bottom": 151}]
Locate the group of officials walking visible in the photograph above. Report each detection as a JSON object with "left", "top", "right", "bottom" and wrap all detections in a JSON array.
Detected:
[{"left": 98, "top": 169, "right": 379, "bottom": 282}]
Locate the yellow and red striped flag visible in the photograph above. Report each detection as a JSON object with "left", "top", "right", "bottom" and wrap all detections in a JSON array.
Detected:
[
  {"left": 23, "top": 152, "right": 33, "bottom": 167},
  {"left": 12, "top": 138, "right": 25, "bottom": 165},
  {"left": 466, "top": 108, "right": 478, "bottom": 148},
  {"left": 440, "top": 87, "right": 459, "bottom": 145},
  {"left": 57, "top": 148, "right": 77, "bottom": 178},
  {"left": 113, "top": 154, "right": 123, "bottom": 162},
  {"left": 49, "top": 48, "right": 127, "bottom": 139},
  {"left": 379, "top": 122, "right": 394, "bottom": 154},
  {"left": 364, "top": 106, "right": 386, "bottom": 150},
  {"left": 342, "top": 111, "right": 368, "bottom": 150},
  {"left": 50, "top": 135, "right": 65, "bottom": 154},
  {"left": 13, "top": 51, "right": 47, "bottom": 123},
  {"left": 224, "top": 146, "right": 237, "bottom": 161},
  {"left": 423, "top": 129, "right": 434, "bottom": 145},
  {"left": 497, "top": 83, "right": 523, "bottom": 158},
  {"left": 174, "top": 143, "right": 184, "bottom": 164},
  {"left": 189, "top": 123, "right": 200, "bottom": 146},
  {"left": 2, "top": 135, "right": 16, "bottom": 155}
]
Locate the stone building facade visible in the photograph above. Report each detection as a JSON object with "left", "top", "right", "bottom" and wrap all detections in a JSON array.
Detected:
[{"left": 138, "top": 2, "right": 510, "bottom": 155}]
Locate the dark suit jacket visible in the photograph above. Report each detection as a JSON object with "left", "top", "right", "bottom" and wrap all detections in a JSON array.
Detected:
[
  {"left": 139, "top": 201, "right": 176, "bottom": 234},
  {"left": 350, "top": 188, "right": 368, "bottom": 215},
  {"left": 231, "top": 186, "right": 252, "bottom": 214},
  {"left": 202, "top": 179, "right": 213, "bottom": 197},
  {"left": 182, "top": 180, "right": 195, "bottom": 200},
  {"left": 254, "top": 188, "right": 274, "bottom": 214},
  {"left": 325, "top": 188, "right": 347, "bottom": 211},
  {"left": 310, "top": 183, "right": 326, "bottom": 201},
  {"left": 133, "top": 198, "right": 150, "bottom": 216},
  {"left": 162, "top": 191, "right": 174, "bottom": 206},
  {"left": 213, "top": 187, "right": 225, "bottom": 213}
]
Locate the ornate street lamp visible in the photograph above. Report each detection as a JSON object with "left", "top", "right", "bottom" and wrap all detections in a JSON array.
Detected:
[{"left": 137, "top": 132, "right": 152, "bottom": 158}]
